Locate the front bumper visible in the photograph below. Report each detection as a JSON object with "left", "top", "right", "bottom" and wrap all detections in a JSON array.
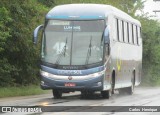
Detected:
[{"left": 40, "top": 75, "right": 103, "bottom": 91}]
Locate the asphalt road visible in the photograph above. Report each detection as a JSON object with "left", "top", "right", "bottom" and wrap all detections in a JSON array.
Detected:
[{"left": 0, "top": 87, "right": 160, "bottom": 115}]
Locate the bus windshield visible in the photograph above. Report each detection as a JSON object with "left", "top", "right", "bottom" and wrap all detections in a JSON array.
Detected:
[{"left": 41, "top": 20, "right": 105, "bottom": 66}]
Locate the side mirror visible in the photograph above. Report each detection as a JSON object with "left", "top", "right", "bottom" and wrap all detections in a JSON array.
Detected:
[
  {"left": 104, "top": 27, "right": 110, "bottom": 44},
  {"left": 33, "top": 25, "right": 43, "bottom": 44}
]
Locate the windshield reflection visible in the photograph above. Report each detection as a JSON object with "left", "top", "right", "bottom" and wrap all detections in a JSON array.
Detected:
[{"left": 41, "top": 20, "right": 105, "bottom": 66}]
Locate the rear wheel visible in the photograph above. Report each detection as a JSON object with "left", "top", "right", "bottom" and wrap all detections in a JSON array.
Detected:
[
  {"left": 119, "top": 71, "right": 135, "bottom": 95},
  {"left": 111, "top": 71, "right": 115, "bottom": 94},
  {"left": 81, "top": 91, "right": 93, "bottom": 99},
  {"left": 126, "top": 79, "right": 134, "bottom": 95},
  {"left": 101, "top": 90, "right": 112, "bottom": 99},
  {"left": 52, "top": 89, "right": 62, "bottom": 99},
  {"left": 126, "top": 72, "right": 135, "bottom": 95},
  {"left": 119, "top": 88, "right": 126, "bottom": 95}
]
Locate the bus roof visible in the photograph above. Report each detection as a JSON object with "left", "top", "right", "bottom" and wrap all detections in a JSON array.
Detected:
[{"left": 46, "top": 4, "right": 140, "bottom": 25}]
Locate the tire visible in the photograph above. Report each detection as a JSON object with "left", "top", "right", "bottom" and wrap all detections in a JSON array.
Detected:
[
  {"left": 80, "top": 91, "right": 87, "bottom": 99},
  {"left": 119, "top": 80, "right": 134, "bottom": 95},
  {"left": 126, "top": 73, "right": 135, "bottom": 95},
  {"left": 101, "top": 90, "right": 112, "bottom": 99},
  {"left": 119, "top": 71, "right": 135, "bottom": 95},
  {"left": 81, "top": 91, "right": 93, "bottom": 99},
  {"left": 52, "top": 89, "right": 62, "bottom": 99},
  {"left": 111, "top": 71, "right": 115, "bottom": 94},
  {"left": 119, "top": 88, "right": 125, "bottom": 95},
  {"left": 126, "top": 79, "right": 134, "bottom": 95}
]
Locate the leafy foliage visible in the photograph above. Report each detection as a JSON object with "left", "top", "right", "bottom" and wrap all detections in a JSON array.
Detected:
[
  {"left": 38, "top": 0, "right": 55, "bottom": 7},
  {"left": 136, "top": 15, "right": 160, "bottom": 85},
  {"left": 0, "top": 0, "right": 48, "bottom": 86}
]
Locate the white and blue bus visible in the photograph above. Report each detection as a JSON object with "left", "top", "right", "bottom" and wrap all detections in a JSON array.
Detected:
[{"left": 33, "top": 4, "right": 142, "bottom": 99}]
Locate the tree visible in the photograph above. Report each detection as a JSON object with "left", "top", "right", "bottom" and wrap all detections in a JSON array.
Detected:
[
  {"left": 0, "top": 0, "right": 49, "bottom": 86},
  {"left": 136, "top": 14, "right": 160, "bottom": 85}
]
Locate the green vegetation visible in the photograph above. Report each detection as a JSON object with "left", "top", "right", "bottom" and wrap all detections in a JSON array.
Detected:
[
  {"left": 0, "top": 85, "right": 49, "bottom": 98},
  {"left": 0, "top": 0, "right": 160, "bottom": 95},
  {"left": 138, "top": 15, "right": 160, "bottom": 86},
  {"left": 0, "top": 0, "right": 48, "bottom": 87}
]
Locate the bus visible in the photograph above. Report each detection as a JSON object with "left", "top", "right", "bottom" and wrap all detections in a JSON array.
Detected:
[{"left": 33, "top": 4, "right": 142, "bottom": 99}]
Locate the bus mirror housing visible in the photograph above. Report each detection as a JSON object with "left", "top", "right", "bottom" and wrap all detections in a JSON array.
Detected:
[
  {"left": 104, "top": 27, "right": 110, "bottom": 44},
  {"left": 33, "top": 25, "right": 43, "bottom": 44}
]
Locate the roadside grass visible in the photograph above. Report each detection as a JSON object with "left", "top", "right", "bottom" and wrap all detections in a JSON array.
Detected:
[
  {"left": 140, "top": 81, "right": 160, "bottom": 87},
  {"left": 0, "top": 85, "right": 50, "bottom": 98}
]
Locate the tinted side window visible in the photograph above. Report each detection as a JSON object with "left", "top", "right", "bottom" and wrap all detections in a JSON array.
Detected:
[
  {"left": 122, "top": 21, "right": 125, "bottom": 42},
  {"left": 116, "top": 19, "right": 119, "bottom": 41},
  {"left": 127, "top": 22, "right": 129, "bottom": 43},
  {"left": 133, "top": 25, "right": 137, "bottom": 45},
  {"left": 129, "top": 23, "right": 132, "bottom": 44},
  {"left": 132, "top": 24, "right": 134, "bottom": 44},
  {"left": 124, "top": 21, "right": 128, "bottom": 43},
  {"left": 136, "top": 26, "right": 139, "bottom": 45},
  {"left": 118, "top": 20, "right": 123, "bottom": 42}
]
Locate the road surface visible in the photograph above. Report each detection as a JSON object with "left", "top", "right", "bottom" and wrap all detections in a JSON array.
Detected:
[{"left": 0, "top": 87, "right": 160, "bottom": 115}]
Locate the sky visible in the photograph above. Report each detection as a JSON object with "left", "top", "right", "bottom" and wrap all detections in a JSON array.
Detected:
[{"left": 143, "top": 0, "right": 160, "bottom": 20}]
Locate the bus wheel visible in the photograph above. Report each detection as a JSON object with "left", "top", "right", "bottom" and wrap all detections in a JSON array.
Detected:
[
  {"left": 52, "top": 89, "right": 62, "bottom": 99},
  {"left": 126, "top": 72, "right": 135, "bottom": 95},
  {"left": 111, "top": 71, "right": 115, "bottom": 94},
  {"left": 80, "top": 91, "right": 86, "bottom": 99},
  {"left": 81, "top": 91, "right": 93, "bottom": 99},
  {"left": 101, "top": 90, "right": 112, "bottom": 99},
  {"left": 119, "top": 88, "right": 124, "bottom": 95},
  {"left": 126, "top": 81, "right": 134, "bottom": 95}
]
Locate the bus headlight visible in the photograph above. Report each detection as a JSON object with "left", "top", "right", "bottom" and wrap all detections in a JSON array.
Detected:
[
  {"left": 88, "top": 70, "right": 105, "bottom": 78},
  {"left": 40, "top": 70, "right": 55, "bottom": 78}
]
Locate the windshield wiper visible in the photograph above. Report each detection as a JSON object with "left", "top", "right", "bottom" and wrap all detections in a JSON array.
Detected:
[
  {"left": 55, "top": 37, "right": 68, "bottom": 67},
  {"left": 85, "top": 36, "right": 92, "bottom": 68}
]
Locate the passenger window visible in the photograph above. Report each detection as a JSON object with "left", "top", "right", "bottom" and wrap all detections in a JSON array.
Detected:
[
  {"left": 122, "top": 21, "right": 125, "bottom": 42},
  {"left": 138, "top": 27, "right": 142, "bottom": 38},
  {"left": 133, "top": 25, "right": 137, "bottom": 45},
  {"left": 140, "top": 27, "right": 142, "bottom": 38},
  {"left": 132, "top": 24, "right": 134, "bottom": 44},
  {"left": 116, "top": 19, "right": 119, "bottom": 41},
  {"left": 136, "top": 26, "right": 139, "bottom": 45},
  {"left": 124, "top": 21, "right": 128, "bottom": 43},
  {"left": 129, "top": 23, "right": 132, "bottom": 44},
  {"left": 118, "top": 20, "right": 122, "bottom": 42},
  {"left": 127, "top": 22, "right": 129, "bottom": 43}
]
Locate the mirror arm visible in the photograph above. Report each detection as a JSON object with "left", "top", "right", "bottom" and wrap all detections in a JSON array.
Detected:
[
  {"left": 108, "top": 44, "right": 110, "bottom": 55},
  {"left": 33, "top": 25, "right": 43, "bottom": 44}
]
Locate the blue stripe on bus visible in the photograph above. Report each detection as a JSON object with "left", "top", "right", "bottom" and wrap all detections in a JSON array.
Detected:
[
  {"left": 46, "top": 15, "right": 104, "bottom": 19},
  {"left": 80, "top": 15, "right": 104, "bottom": 19},
  {"left": 41, "top": 65, "right": 105, "bottom": 76},
  {"left": 46, "top": 15, "right": 69, "bottom": 19}
]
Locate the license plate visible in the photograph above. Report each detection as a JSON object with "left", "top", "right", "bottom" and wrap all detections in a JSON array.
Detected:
[{"left": 65, "top": 83, "right": 76, "bottom": 87}]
